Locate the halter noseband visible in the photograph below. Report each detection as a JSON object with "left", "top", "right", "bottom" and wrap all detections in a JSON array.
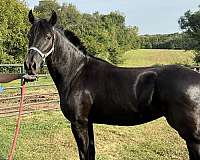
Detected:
[{"left": 28, "top": 33, "right": 55, "bottom": 62}]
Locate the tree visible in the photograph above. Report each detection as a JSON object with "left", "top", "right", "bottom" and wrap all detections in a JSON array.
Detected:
[
  {"left": 179, "top": 6, "right": 200, "bottom": 63},
  {"left": 34, "top": 0, "right": 60, "bottom": 19},
  {"left": 0, "top": 0, "right": 29, "bottom": 64}
]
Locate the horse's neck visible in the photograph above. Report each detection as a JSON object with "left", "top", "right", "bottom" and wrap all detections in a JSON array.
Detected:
[{"left": 46, "top": 30, "right": 85, "bottom": 94}]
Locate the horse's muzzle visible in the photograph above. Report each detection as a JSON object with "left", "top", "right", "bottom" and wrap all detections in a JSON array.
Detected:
[{"left": 24, "top": 61, "right": 38, "bottom": 82}]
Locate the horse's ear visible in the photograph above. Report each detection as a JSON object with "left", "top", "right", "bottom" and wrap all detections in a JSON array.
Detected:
[
  {"left": 28, "top": 10, "right": 35, "bottom": 24},
  {"left": 49, "top": 10, "right": 57, "bottom": 26}
]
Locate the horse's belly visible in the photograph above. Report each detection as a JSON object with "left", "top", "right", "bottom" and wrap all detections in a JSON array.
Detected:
[{"left": 91, "top": 105, "right": 162, "bottom": 126}]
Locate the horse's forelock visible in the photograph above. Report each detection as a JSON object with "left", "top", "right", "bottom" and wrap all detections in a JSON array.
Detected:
[{"left": 33, "top": 19, "right": 53, "bottom": 35}]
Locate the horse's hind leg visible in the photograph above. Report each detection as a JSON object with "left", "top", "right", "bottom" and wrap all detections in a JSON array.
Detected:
[
  {"left": 166, "top": 109, "right": 200, "bottom": 160},
  {"left": 186, "top": 141, "right": 200, "bottom": 160},
  {"left": 164, "top": 101, "right": 200, "bottom": 160}
]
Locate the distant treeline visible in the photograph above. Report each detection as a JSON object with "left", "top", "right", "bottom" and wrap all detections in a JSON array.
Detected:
[
  {"left": 0, "top": 0, "right": 199, "bottom": 65},
  {"left": 140, "top": 33, "right": 195, "bottom": 50}
]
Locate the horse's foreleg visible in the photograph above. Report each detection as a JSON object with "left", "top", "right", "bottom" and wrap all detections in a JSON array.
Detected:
[
  {"left": 69, "top": 90, "right": 94, "bottom": 160},
  {"left": 71, "top": 122, "right": 95, "bottom": 160},
  {"left": 186, "top": 141, "right": 200, "bottom": 160},
  {"left": 88, "top": 123, "right": 95, "bottom": 160},
  {"left": 71, "top": 122, "right": 90, "bottom": 160}
]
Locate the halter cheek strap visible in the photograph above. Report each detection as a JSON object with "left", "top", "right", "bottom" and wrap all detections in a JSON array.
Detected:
[{"left": 28, "top": 34, "right": 55, "bottom": 62}]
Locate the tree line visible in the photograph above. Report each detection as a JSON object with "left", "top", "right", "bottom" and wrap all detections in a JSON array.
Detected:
[
  {"left": 0, "top": 0, "right": 200, "bottom": 64},
  {"left": 140, "top": 33, "right": 195, "bottom": 50}
]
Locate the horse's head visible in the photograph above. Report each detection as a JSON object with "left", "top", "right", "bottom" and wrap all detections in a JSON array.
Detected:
[{"left": 24, "top": 10, "right": 57, "bottom": 77}]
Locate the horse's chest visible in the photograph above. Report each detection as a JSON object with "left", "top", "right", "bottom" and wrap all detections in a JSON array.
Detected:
[{"left": 59, "top": 89, "right": 93, "bottom": 121}]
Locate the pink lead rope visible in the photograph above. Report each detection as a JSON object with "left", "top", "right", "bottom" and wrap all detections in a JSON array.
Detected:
[{"left": 8, "top": 79, "right": 25, "bottom": 160}]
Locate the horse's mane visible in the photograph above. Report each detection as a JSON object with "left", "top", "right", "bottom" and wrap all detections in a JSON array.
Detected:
[
  {"left": 64, "top": 30, "right": 88, "bottom": 55},
  {"left": 57, "top": 27, "right": 111, "bottom": 64}
]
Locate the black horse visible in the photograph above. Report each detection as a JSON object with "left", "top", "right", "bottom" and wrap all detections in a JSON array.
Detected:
[{"left": 24, "top": 10, "right": 200, "bottom": 160}]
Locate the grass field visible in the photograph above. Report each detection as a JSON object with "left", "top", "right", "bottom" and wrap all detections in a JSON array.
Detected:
[
  {"left": 0, "top": 111, "right": 188, "bottom": 160},
  {"left": 121, "top": 49, "right": 194, "bottom": 67},
  {"left": 0, "top": 49, "right": 193, "bottom": 160}
]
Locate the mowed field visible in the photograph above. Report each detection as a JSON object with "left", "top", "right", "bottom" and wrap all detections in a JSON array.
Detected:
[
  {"left": 121, "top": 49, "right": 194, "bottom": 67},
  {"left": 0, "top": 49, "right": 194, "bottom": 160}
]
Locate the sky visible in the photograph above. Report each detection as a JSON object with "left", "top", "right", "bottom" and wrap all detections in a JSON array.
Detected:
[{"left": 26, "top": 0, "right": 200, "bottom": 35}]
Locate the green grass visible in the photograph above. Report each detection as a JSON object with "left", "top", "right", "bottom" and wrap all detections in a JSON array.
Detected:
[
  {"left": 0, "top": 111, "right": 188, "bottom": 160},
  {"left": 121, "top": 49, "right": 194, "bottom": 67}
]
